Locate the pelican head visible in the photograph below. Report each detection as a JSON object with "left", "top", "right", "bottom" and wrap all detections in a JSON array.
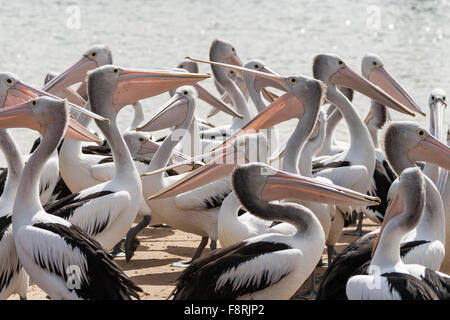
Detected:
[
  {"left": 122, "top": 131, "right": 157, "bottom": 156},
  {"left": 0, "top": 96, "right": 101, "bottom": 142},
  {"left": 362, "top": 53, "right": 425, "bottom": 116},
  {"left": 177, "top": 59, "right": 199, "bottom": 73},
  {"left": 210, "top": 39, "right": 243, "bottom": 67},
  {"left": 383, "top": 121, "right": 450, "bottom": 175},
  {"left": 43, "top": 44, "right": 113, "bottom": 93},
  {"left": 428, "top": 88, "right": 447, "bottom": 142},
  {"left": 313, "top": 54, "right": 415, "bottom": 116},
  {"left": 0, "top": 72, "right": 36, "bottom": 108}
]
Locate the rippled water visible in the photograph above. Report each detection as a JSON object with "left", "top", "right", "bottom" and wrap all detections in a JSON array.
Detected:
[{"left": 0, "top": 0, "right": 449, "bottom": 165}]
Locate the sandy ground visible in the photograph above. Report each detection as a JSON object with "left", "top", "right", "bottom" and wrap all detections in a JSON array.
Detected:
[{"left": 8, "top": 218, "right": 379, "bottom": 300}]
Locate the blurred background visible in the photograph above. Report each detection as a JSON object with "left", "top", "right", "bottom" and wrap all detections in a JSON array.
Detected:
[{"left": 0, "top": 0, "right": 449, "bottom": 163}]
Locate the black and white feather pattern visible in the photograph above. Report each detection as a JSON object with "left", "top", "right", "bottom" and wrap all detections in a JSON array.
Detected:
[
  {"left": 18, "top": 221, "right": 141, "bottom": 300},
  {"left": 171, "top": 240, "right": 294, "bottom": 300},
  {"left": 317, "top": 232, "right": 432, "bottom": 300}
]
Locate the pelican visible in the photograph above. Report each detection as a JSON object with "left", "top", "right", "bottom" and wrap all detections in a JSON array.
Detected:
[
  {"left": 344, "top": 101, "right": 395, "bottom": 235},
  {"left": 317, "top": 121, "right": 450, "bottom": 299},
  {"left": 170, "top": 163, "right": 379, "bottom": 300},
  {"left": 313, "top": 87, "right": 353, "bottom": 158},
  {"left": 311, "top": 54, "right": 419, "bottom": 262},
  {"left": 123, "top": 85, "right": 243, "bottom": 260},
  {"left": 42, "top": 44, "right": 113, "bottom": 99},
  {"left": 137, "top": 87, "right": 238, "bottom": 266},
  {"left": 37, "top": 66, "right": 211, "bottom": 257},
  {"left": 424, "top": 89, "right": 447, "bottom": 183},
  {"left": 0, "top": 96, "right": 142, "bottom": 299},
  {"left": 346, "top": 167, "right": 450, "bottom": 300},
  {"left": 0, "top": 72, "right": 93, "bottom": 205},
  {"left": 197, "top": 39, "right": 253, "bottom": 140},
  {"left": 0, "top": 129, "right": 28, "bottom": 300}
]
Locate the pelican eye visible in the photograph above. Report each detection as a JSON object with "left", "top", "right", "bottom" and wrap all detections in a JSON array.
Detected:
[
  {"left": 443, "top": 96, "right": 447, "bottom": 101},
  {"left": 89, "top": 51, "right": 97, "bottom": 58},
  {"left": 254, "top": 64, "right": 260, "bottom": 69},
  {"left": 139, "top": 137, "right": 145, "bottom": 142},
  {"left": 338, "top": 60, "right": 345, "bottom": 66},
  {"left": 5, "top": 78, "right": 14, "bottom": 86},
  {"left": 31, "top": 99, "right": 38, "bottom": 107},
  {"left": 416, "top": 129, "right": 426, "bottom": 138},
  {"left": 288, "top": 77, "right": 298, "bottom": 85},
  {"left": 112, "top": 68, "right": 120, "bottom": 74},
  {"left": 372, "top": 61, "right": 378, "bottom": 66},
  {"left": 231, "top": 47, "right": 236, "bottom": 53},
  {"left": 229, "top": 70, "right": 235, "bottom": 76},
  {"left": 431, "top": 96, "right": 435, "bottom": 101},
  {"left": 182, "top": 90, "right": 189, "bottom": 96}
]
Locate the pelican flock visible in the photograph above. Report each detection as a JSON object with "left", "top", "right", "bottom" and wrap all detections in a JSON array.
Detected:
[{"left": 0, "top": 36, "right": 449, "bottom": 302}]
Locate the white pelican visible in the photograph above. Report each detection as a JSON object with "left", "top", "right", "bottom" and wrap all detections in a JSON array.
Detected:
[
  {"left": 317, "top": 121, "right": 450, "bottom": 299},
  {"left": 424, "top": 89, "right": 447, "bottom": 183},
  {"left": 138, "top": 87, "right": 237, "bottom": 266},
  {"left": 42, "top": 66, "right": 210, "bottom": 255},
  {"left": 0, "top": 72, "right": 92, "bottom": 205},
  {"left": 170, "top": 162, "right": 379, "bottom": 300},
  {"left": 0, "top": 129, "right": 28, "bottom": 300},
  {"left": 311, "top": 54, "right": 418, "bottom": 261},
  {"left": 198, "top": 39, "right": 252, "bottom": 140},
  {"left": 0, "top": 96, "right": 142, "bottom": 299},
  {"left": 346, "top": 167, "right": 450, "bottom": 300},
  {"left": 42, "top": 44, "right": 113, "bottom": 99},
  {"left": 123, "top": 85, "right": 243, "bottom": 260}
]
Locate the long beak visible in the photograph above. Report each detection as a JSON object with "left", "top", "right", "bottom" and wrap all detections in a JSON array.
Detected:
[
  {"left": 66, "top": 116, "right": 103, "bottom": 143},
  {"left": 215, "top": 91, "right": 303, "bottom": 150},
  {"left": 136, "top": 94, "right": 187, "bottom": 132},
  {"left": 330, "top": 66, "right": 415, "bottom": 117},
  {"left": 0, "top": 101, "right": 101, "bottom": 143},
  {"left": 371, "top": 194, "right": 404, "bottom": 257},
  {"left": 112, "top": 69, "right": 210, "bottom": 113},
  {"left": 430, "top": 99, "right": 446, "bottom": 142},
  {"left": 14, "top": 81, "right": 110, "bottom": 123},
  {"left": 367, "top": 66, "right": 426, "bottom": 116},
  {"left": 437, "top": 168, "right": 449, "bottom": 195},
  {"left": 261, "top": 88, "right": 279, "bottom": 103},
  {"left": 2, "top": 84, "right": 37, "bottom": 108},
  {"left": 186, "top": 57, "right": 289, "bottom": 92},
  {"left": 146, "top": 143, "right": 247, "bottom": 200},
  {"left": 193, "top": 83, "right": 243, "bottom": 119},
  {"left": 207, "top": 106, "right": 220, "bottom": 118},
  {"left": 260, "top": 169, "right": 381, "bottom": 206},
  {"left": 76, "top": 80, "right": 87, "bottom": 98},
  {"left": 141, "top": 146, "right": 231, "bottom": 177},
  {"left": 409, "top": 134, "right": 450, "bottom": 170},
  {"left": 61, "top": 87, "right": 87, "bottom": 107},
  {"left": 0, "top": 102, "right": 42, "bottom": 132},
  {"left": 219, "top": 74, "right": 249, "bottom": 107},
  {"left": 43, "top": 55, "right": 98, "bottom": 93},
  {"left": 253, "top": 65, "right": 287, "bottom": 92},
  {"left": 135, "top": 138, "right": 158, "bottom": 155}
]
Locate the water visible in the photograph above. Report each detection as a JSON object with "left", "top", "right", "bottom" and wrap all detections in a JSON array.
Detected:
[{"left": 0, "top": 0, "right": 449, "bottom": 166}]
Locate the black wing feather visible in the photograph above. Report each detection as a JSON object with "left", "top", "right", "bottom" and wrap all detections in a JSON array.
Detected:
[
  {"left": 33, "top": 222, "right": 142, "bottom": 300},
  {"left": 172, "top": 241, "right": 291, "bottom": 300},
  {"left": 383, "top": 272, "right": 439, "bottom": 300},
  {"left": 317, "top": 232, "right": 431, "bottom": 300}
]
